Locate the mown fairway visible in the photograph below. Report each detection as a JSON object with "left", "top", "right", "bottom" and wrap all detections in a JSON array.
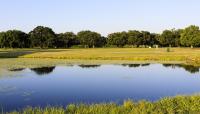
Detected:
[{"left": 1, "top": 48, "right": 200, "bottom": 62}]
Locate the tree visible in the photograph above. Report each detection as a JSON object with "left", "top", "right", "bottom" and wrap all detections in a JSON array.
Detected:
[
  {"left": 0, "top": 32, "right": 8, "bottom": 48},
  {"left": 127, "top": 30, "right": 142, "bottom": 47},
  {"left": 141, "top": 31, "right": 152, "bottom": 46},
  {"left": 29, "top": 26, "right": 56, "bottom": 48},
  {"left": 0, "top": 30, "right": 29, "bottom": 48},
  {"left": 150, "top": 33, "right": 160, "bottom": 46},
  {"left": 159, "top": 29, "right": 181, "bottom": 47},
  {"left": 174, "top": 29, "right": 182, "bottom": 47},
  {"left": 98, "top": 36, "right": 107, "bottom": 47},
  {"left": 180, "top": 25, "right": 200, "bottom": 47},
  {"left": 77, "top": 31, "right": 102, "bottom": 48},
  {"left": 107, "top": 32, "right": 128, "bottom": 47},
  {"left": 56, "top": 32, "right": 77, "bottom": 48},
  {"left": 159, "top": 30, "right": 175, "bottom": 47}
]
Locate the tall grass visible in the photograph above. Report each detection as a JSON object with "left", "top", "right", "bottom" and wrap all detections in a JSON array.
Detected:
[
  {"left": 7, "top": 95, "right": 200, "bottom": 114},
  {"left": 1, "top": 48, "right": 200, "bottom": 64}
]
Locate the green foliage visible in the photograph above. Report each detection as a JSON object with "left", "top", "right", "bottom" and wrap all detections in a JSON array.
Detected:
[
  {"left": 0, "top": 32, "right": 8, "bottom": 48},
  {"left": 180, "top": 25, "right": 200, "bottom": 47},
  {"left": 159, "top": 29, "right": 181, "bottom": 47},
  {"left": 77, "top": 30, "right": 103, "bottom": 48},
  {"left": 8, "top": 95, "right": 200, "bottom": 114},
  {"left": 0, "top": 30, "right": 29, "bottom": 48},
  {"left": 56, "top": 32, "right": 78, "bottom": 48},
  {"left": 141, "top": 31, "right": 151, "bottom": 46},
  {"left": 29, "top": 26, "right": 56, "bottom": 48},
  {"left": 1, "top": 25, "right": 200, "bottom": 48},
  {"left": 107, "top": 32, "right": 128, "bottom": 47},
  {"left": 127, "top": 30, "right": 142, "bottom": 47}
]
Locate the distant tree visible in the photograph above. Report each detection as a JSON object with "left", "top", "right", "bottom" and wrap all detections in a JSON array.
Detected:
[
  {"left": 56, "top": 32, "right": 77, "bottom": 48},
  {"left": 97, "top": 36, "right": 107, "bottom": 47},
  {"left": 77, "top": 30, "right": 102, "bottom": 48},
  {"left": 150, "top": 33, "right": 160, "bottom": 46},
  {"left": 0, "top": 30, "right": 29, "bottom": 48},
  {"left": 159, "top": 30, "right": 175, "bottom": 47},
  {"left": 0, "top": 32, "right": 8, "bottom": 48},
  {"left": 159, "top": 29, "right": 181, "bottom": 47},
  {"left": 180, "top": 25, "right": 200, "bottom": 47},
  {"left": 141, "top": 31, "right": 152, "bottom": 46},
  {"left": 1, "top": 25, "right": 200, "bottom": 48},
  {"left": 174, "top": 29, "right": 182, "bottom": 47},
  {"left": 29, "top": 26, "right": 56, "bottom": 48},
  {"left": 127, "top": 30, "right": 142, "bottom": 47},
  {"left": 107, "top": 32, "right": 128, "bottom": 47}
]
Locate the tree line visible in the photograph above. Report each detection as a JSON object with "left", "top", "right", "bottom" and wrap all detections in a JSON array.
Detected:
[{"left": 0, "top": 25, "right": 200, "bottom": 48}]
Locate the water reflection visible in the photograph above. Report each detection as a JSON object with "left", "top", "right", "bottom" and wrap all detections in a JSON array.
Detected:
[
  {"left": 1, "top": 63, "right": 200, "bottom": 112},
  {"left": 122, "top": 63, "right": 150, "bottom": 68},
  {"left": 8, "top": 68, "right": 25, "bottom": 72},
  {"left": 5, "top": 64, "right": 200, "bottom": 75},
  {"left": 30, "top": 67, "right": 55, "bottom": 75},
  {"left": 162, "top": 64, "right": 200, "bottom": 74},
  {"left": 78, "top": 65, "right": 101, "bottom": 68}
]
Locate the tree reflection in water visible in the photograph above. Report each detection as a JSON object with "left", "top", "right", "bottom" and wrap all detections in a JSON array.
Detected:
[
  {"left": 8, "top": 68, "right": 25, "bottom": 72},
  {"left": 78, "top": 65, "right": 101, "bottom": 68},
  {"left": 162, "top": 64, "right": 200, "bottom": 74},
  {"left": 30, "top": 67, "right": 55, "bottom": 75},
  {"left": 122, "top": 64, "right": 150, "bottom": 68}
]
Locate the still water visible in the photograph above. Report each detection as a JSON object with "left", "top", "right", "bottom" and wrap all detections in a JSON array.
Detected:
[{"left": 0, "top": 63, "right": 200, "bottom": 111}]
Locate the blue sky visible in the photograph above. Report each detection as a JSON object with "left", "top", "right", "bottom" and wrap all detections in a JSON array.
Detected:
[{"left": 0, "top": 0, "right": 200, "bottom": 36}]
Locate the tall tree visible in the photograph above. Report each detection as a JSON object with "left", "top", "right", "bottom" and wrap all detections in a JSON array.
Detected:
[
  {"left": 150, "top": 33, "right": 160, "bottom": 46},
  {"left": 29, "top": 26, "right": 56, "bottom": 48},
  {"left": 56, "top": 32, "right": 77, "bottom": 48},
  {"left": 159, "top": 30, "right": 174, "bottom": 47},
  {"left": 180, "top": 25, "right": 200, "bottom": 47},
  {"left": 159, "top": 29, "right": 181, "bottom": 47},
  {"left": 0, "top": 30, "right": 29, "bottom": 48},
  {"left": 0, "top": 32, "right": 8, "bottom": 48},
  {"left": 77, "top": 31, "right": 102, "bottom": 48},
  {"left": 141, "top": 31, "right": 151, "bottom": 46},
  {"left": 174, "top": 29, "right": 182, "bottom": 47},
  {"left": 107, "top": 32, "right": 128, "bottom": 47},
  {"left": 127, "top": 30, "right": 142, "bottom": 47}
]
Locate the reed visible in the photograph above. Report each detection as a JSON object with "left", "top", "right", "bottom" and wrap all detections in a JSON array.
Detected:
[{"left": 7, "top": 95, "right": 200, "bottom": 114}]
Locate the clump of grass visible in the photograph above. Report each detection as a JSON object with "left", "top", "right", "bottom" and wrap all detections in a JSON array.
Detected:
[
  {"left": 7, "top": 95, "right": 200, "bottom": 114},
  {"left": 166, "top": 47, "right": 170, "bottom": 52}
]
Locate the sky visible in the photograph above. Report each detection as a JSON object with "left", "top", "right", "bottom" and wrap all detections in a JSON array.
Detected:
[{"left": 0, "top": 0, "right": 200, "bottom": 36}]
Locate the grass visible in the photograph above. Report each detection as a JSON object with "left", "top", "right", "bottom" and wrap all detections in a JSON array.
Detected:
[
  {"left": 7, "top": 95, "right": 200, "bottom": 114},
  {"left": 0, "top": 58, "right": 185, "bottom": 70},
  {"left": 1, "top": 48, "right": 200, "bottom": 64}
]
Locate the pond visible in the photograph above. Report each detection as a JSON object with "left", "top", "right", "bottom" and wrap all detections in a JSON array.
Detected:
[{"left": 0, "top": 63, "right": 200, "bottom": 111}]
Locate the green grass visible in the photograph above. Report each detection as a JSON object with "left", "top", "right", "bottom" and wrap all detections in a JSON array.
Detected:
[
  {"left": 7, "top": 95, "right": 200, "bottom": 114},
  {"left": 0, "top": 58, "right": 185, "bottom": 70},
  {"left": 1, "top": 48, "right": 200, "bottom": 64}
]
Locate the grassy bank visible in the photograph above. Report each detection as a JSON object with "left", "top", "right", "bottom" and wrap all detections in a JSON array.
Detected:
[
  {"left": 0, "top": 58, "right": 185, "bottom": 70},
  {"left": 1, "top": 48, "right": 200, "bottom": 63},
  {"left": 8, "top": 95, "right": 200, "bottom": 114}
]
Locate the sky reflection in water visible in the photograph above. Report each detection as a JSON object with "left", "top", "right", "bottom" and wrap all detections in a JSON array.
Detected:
[{"left": 0, "top": 63, "right": 200, "bottom": 111}]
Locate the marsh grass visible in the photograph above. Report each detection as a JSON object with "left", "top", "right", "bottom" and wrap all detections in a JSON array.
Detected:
[
  {"left": 0, "top": 48, "right": 200, "bottom": 66},
  {"left": 7, "top": 95, "right": 200, "bottom": 114},
  {"left": 0, "top": 58, "right": 185, "bottom": 71},
  {"left": 0, "top": 48, "right": 199, "bottom": 61},
  {"left": 0, "top": 48, "right": 200, "bottom": 65}
]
